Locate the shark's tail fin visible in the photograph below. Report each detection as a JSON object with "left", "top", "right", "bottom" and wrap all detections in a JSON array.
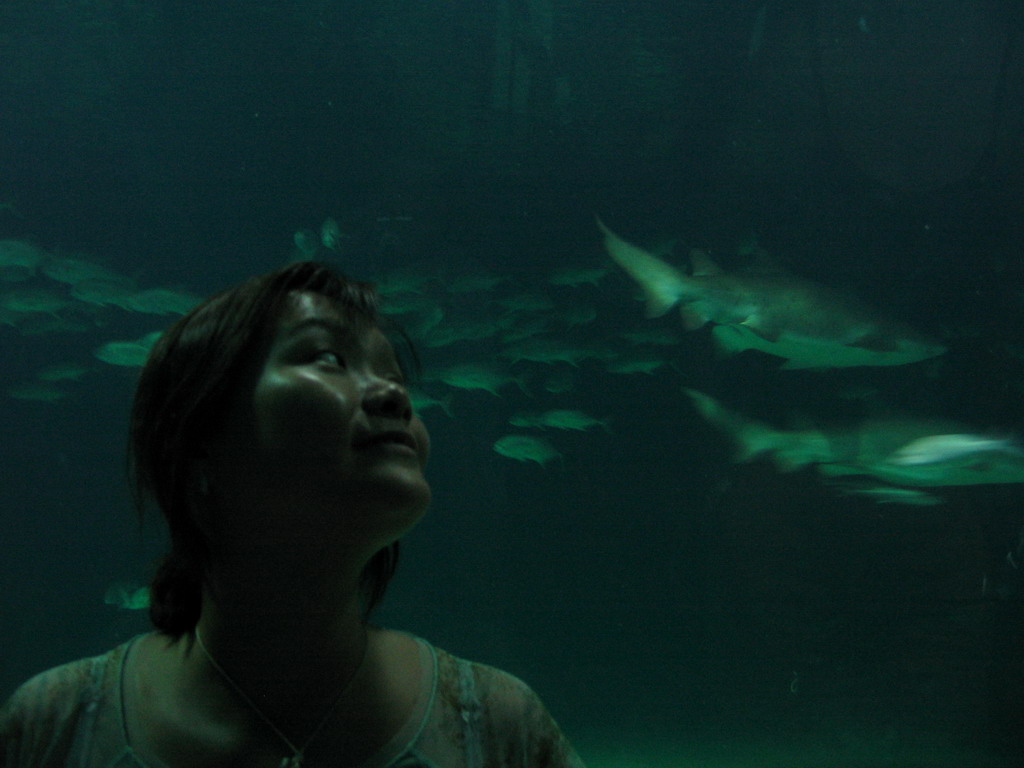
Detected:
[
  {"left": 597, "top": 217, "right": 688, "bottom": 317},
  {"left": 684, "top": 388, "right": 804, "bottom": 469}
]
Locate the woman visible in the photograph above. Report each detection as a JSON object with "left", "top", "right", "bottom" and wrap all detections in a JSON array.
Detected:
[{"left": 2, "top": 261, "right": 585, "bottom": 767}]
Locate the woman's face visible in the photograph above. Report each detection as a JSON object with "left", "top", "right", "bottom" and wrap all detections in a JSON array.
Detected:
[{"left": 207, "top": 291, "right": 431, "bottom": 558}]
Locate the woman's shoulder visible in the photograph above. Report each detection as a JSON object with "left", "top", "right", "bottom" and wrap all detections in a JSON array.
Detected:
[
  {"left": 4, "top": 654, "right": 101, "bottom": 719},
  {"left": 1, "top": 639, "right": 132, "bottom": 758},
  {"left": 427, "top": 642, "right": 585, "bottom": 767},
  {"left": 432, "top": 644, "right": 543, "bottom": 715}
]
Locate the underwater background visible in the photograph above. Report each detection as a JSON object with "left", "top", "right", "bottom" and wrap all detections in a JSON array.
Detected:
[{"left": 2, "top": 1, "right": 1024, "bottom": 765}]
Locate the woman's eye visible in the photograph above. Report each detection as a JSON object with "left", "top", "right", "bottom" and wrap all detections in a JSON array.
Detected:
[{"left": 314, "top": 350, "right": 346, "bottom": 367}]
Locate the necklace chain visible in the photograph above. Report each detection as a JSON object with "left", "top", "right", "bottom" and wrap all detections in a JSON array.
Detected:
[{"left": 194, "top": 626, "right": 368, "bottom": 768}]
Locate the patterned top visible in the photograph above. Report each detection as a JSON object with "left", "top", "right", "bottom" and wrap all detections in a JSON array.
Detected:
[{"left": 1, "top": 634, "right": 586, "bottom": 768}]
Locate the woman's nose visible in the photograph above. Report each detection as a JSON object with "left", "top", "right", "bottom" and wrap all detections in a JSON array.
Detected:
[{"left": 363, "top": 377, "right": 413, "bottom": 420}]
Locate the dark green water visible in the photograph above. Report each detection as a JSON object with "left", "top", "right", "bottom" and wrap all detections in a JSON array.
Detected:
[{"left": 2, "top": 2, "right": 1024, "bottom": 765}]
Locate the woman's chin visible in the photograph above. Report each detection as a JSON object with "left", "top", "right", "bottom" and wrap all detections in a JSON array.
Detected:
[{"left": 358, "top": 475, "right": 432, "bottom": 527}]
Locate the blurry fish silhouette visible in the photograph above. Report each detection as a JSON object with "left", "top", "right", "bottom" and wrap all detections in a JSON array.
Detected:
[
  {"left": 94, "top": 331, "right": 161, "bottom": 368},
  {"left": 1, "top": 287, "right": 70, "bottom": 316},
  {"left": 509, "top": 409, "right": 610, "bottom": 432},
  {"left": 42, "top": 254, "right": 125, "bottom": 285},
  {"left": 6, "top": 382, "right": 69, "bottom": 402},
  {"left": 94, "top": 341, "right": 151, "bottom": 367},
  {"left": 293, "top": 228, "right": 320, "bottom": 258},
  {"left": 432, "top": 363, "right": 528, "bottom": 397},
  {"left": 104, "top": 582, "right": 150, "bottom": 610},
  {"left": 320, "top": 218, "right": 344, "bottom": 251},
  {"left": 410, "top": 390, "right": 454, "bottom": 418},
  {"left": 685, "top": 389, "right": 1024, "bottom": 489},
  {"left": 0, "top": 239, "right": 46, "bottom": 281},
  {"left": 127, "top": 288, "right": 200, "bottom": 315},
  {"left": 493, "top": 434, "right": 563, "bottom": 466},
  {"left": 598, "top": 219, "right": 945, "bottom": 369}
]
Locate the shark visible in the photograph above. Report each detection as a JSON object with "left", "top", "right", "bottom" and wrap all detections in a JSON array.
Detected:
[
  {"left": 597, "top": 219, "right": 946, "bottom": 369},
  {"left": 685, "top": 388, "right": 1024, "bottom": 494}
]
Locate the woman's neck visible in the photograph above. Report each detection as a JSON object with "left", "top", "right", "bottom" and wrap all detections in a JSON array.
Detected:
[{"left": 186, "top": 571, "right": 371, "bottom": 735}]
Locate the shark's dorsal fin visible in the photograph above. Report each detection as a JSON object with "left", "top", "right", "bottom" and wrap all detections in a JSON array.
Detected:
[{"left": 597, "top": 217, "right": 688, "bottom": 317}]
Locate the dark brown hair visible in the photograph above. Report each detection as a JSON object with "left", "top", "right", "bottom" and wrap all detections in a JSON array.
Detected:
[{"left": 129, "top": 261, "right": 401, "bottom": 637}]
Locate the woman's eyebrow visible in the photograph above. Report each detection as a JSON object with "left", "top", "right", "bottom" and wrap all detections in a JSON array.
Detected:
[{"left": 284, "top": 317, "right": 356, "bottom": 342}]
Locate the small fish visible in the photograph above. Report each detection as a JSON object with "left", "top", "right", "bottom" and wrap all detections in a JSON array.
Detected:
[
  {"left": 127, "top": 288, "right": 201, "bottom": 315},
  {"left": 0, "top": 239, "right": 46, "bottom": 281},
  {"left": 94, "top": 340, "right": 152, "bottom": 367},
  {"left": 293, "top": 229, "right": 321, "bottom": 257},
  {"left": 410, "top": 391, "right": 454, "bottom": 417},
  {"left": 493, "top": 434, "right": 563, "bottom": 466},
  {"left": 71, "top": 277, "right": 138, "bottom": 309},
  {"left": 104, "top": 582, "right": 151, "bottom": 610},
  {"left": 41, "top": 255, "right": 125, "bottom": 285},
  {"left": 6, "top": 382, "right": 69, "bottom": 402},
  {"left": 320, "top": 218, "right": 344, "bottom": 251},
  {"left": 500, "top": 338, "right": 602, "bottom": 367},
  {"left": 886, "top": 434, "right": 1024, "bottom": 467},
  {"left": 1, "top": 287, "right": 70, "bottom": 316},
  {"left": 36, "top": 363, "right": 91, "bottom": 382},
  {"left": 421, "top": 319, "right": 498, "bottom": 348},
  {"left": 509, "top": 409, "right": 610, "bottom": 432},
  {"left": 138, "top": 330, "right": 163, "bottom": 350},
  {"left": 433, "top": 363, "right": 526, "bottom": 397}
]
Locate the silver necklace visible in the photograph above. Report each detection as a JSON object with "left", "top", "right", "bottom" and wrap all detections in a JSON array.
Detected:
[{"left": 194, "top": 626, "right": 368, "bottom": 768}]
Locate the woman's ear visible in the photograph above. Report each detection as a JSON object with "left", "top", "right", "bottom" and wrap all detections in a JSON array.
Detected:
[{"left": 186, "top": 455, "right": 217, "bottom": 537}]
